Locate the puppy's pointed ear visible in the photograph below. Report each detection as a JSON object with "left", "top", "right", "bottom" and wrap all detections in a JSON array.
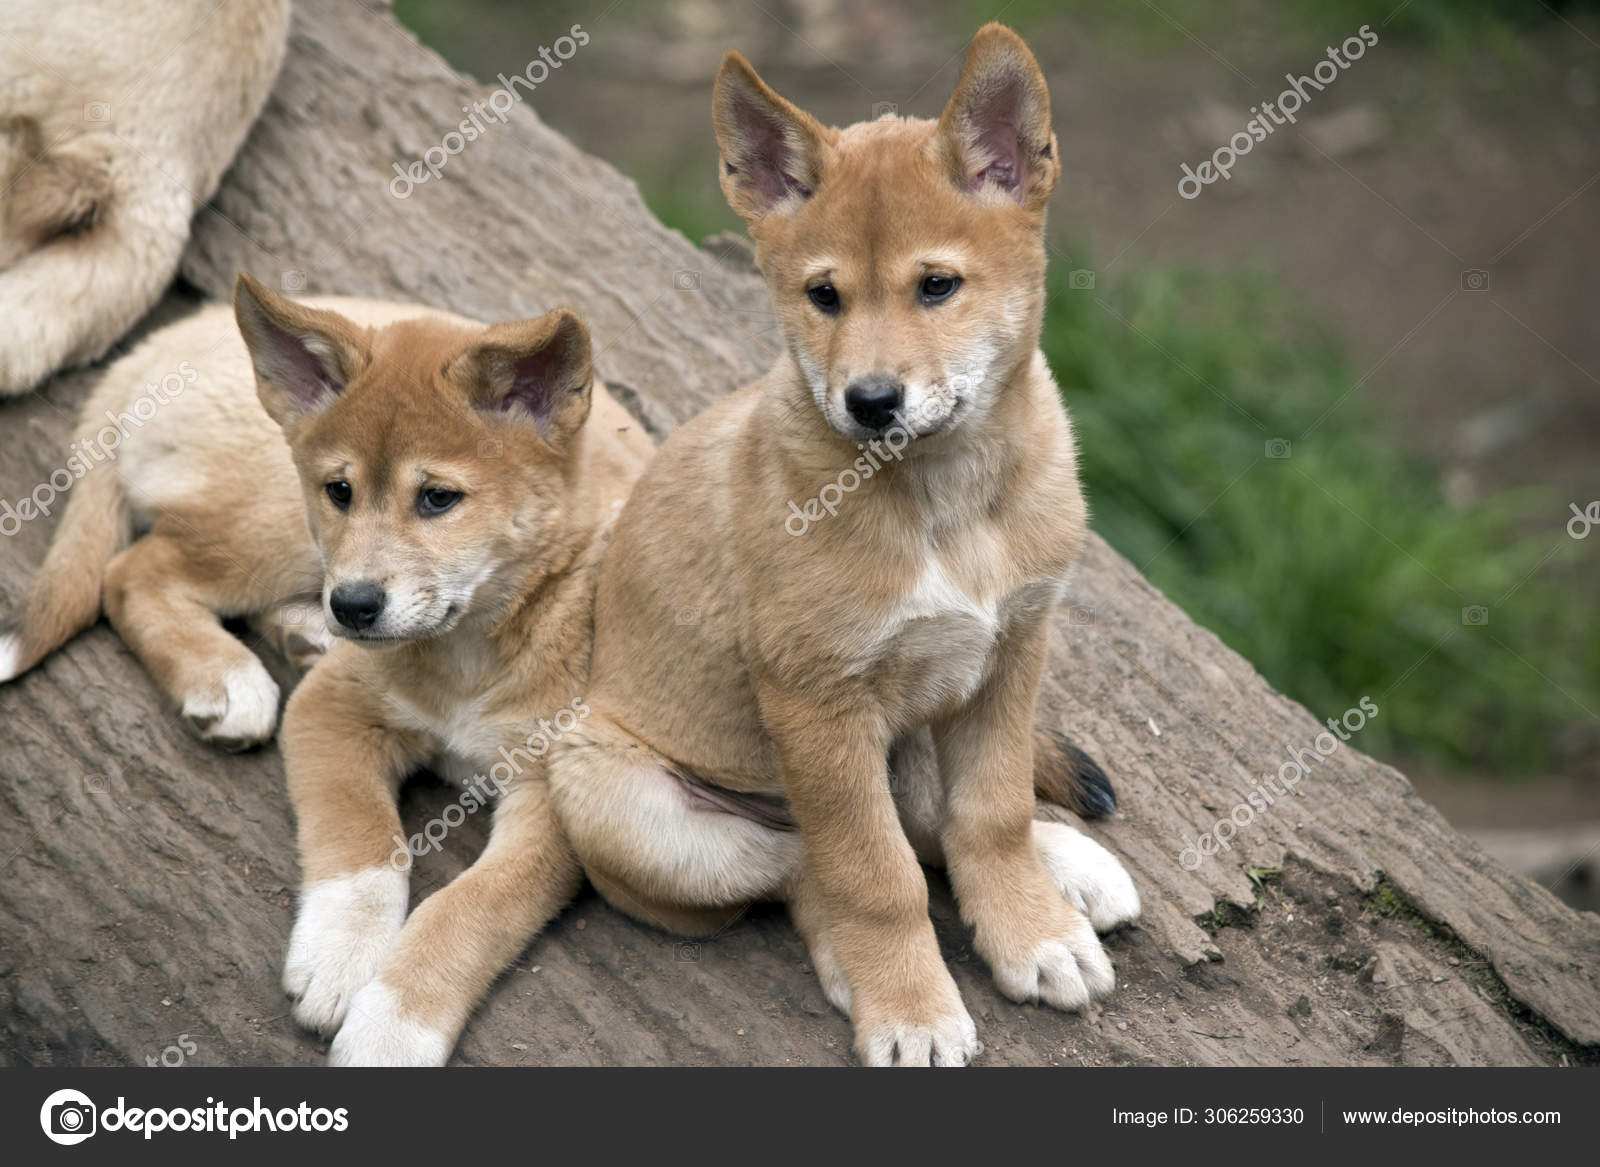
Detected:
[
  {"left": 451, "top": 309, "right": 593, "bottom": 449},
  {"left": 713, "top": 51, "right": 832, "bottom": 225},
  {"left": 233, "top": 272, "right": 369, "bottom": 428},
  {"left": 936, "top": 24, "right": 1058, "bottom": 211}
]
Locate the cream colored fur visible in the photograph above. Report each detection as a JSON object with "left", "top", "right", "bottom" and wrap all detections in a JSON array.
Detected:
[
  {"left": 0, "top": 0, "right": 289, "bottom": 394},
  {"left": 1, "top": 280, "right": 654, "bottom": 1066}
]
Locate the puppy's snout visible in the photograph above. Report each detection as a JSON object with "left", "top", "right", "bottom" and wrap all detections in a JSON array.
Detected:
[
  {"left": 329, "top": 581, "right": 386, "bottom": 632},
  {"left": 843, "top": 377, "right": 903, "bottom": 431}
]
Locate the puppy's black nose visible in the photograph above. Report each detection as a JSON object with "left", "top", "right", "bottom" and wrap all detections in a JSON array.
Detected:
[
  {"left": 844, "top": 377, "right": 903, "bottom": 431},
  {"left": 329, "top": 581, "right": 386, "bottom": 631}
]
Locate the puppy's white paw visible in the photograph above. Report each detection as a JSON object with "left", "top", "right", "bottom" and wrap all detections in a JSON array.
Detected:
[
  {"left": 283, "top": 623, "right": 334, "bottom": 673},
  {"left": 1034, "top": 820, "right": 1141, "bottom": 933},
  {"left": 180, "top": 660, "right": 280, "bottom": 751},
  {"left": 261, "top": 600, "right": 335, "bottom": 673},
  {"left": 808, "top": 935, "right": 853, "bottom": 1018},
  {"left": 283, "top": 868, "right": 408, "bottom": 1036},
  {"left": 0, "top": 631, "right": 21, "bottom": 683},
  {"left": 857, "top": 1006, "right": 981, "bottom": 1067},
  {"left": 329, "top": 981, "right": 451, "bottom": 1067},
  {"left": 992, "top": 915, "right": 1116, "bottom": 1012}
]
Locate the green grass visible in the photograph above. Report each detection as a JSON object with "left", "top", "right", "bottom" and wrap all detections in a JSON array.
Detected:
[
  {"left": 638, "top": 180, "right": 741, "bottom": 250},
  {"left": 1041, "top": 263, "right": 1593, "bottom": 771}
]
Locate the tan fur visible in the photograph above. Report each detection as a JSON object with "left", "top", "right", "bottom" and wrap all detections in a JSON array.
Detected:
[
  {"left": 239, "top": 277, "right": 652, "bottom": 1066},
  {"left": 2, "top": 277, "right": 652, "bottom": 1064},
  {"left": 550, "top": 25, "right": 1136, "bottom": 1066}
]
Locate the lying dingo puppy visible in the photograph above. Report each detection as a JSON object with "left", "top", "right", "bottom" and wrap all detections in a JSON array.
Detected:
[
  {"left": 0, "top": 0, "right": 290, "bottom": 395},
  {"left": 549, "top": 24, "right": 1139, "bottom": 1066},
  {"left": 1, "top": 275, "right": 653, "bottom": 1064}
]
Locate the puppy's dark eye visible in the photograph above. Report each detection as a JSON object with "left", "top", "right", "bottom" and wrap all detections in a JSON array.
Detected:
[
  {"left": 920, "top": 275, "right": 960, "bottom": 303},
  {"left": 807, "top": 283, "right": 840, "bottom": 314},
  {"left": 325, "top": 480, "right": 352, "bottom": 509},
  {"left": 418, "top": 487, "right": 462, "bottom": 517}
]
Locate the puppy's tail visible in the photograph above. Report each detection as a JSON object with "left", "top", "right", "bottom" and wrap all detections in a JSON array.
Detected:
[
  {"left": 1033, "top": 728, "right": 1118, "bottom": 819},
  {"left": 0, "top": 454, "right": 130, "bottom": 683}
]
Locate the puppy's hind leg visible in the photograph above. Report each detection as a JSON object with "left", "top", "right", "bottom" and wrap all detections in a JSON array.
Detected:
[
  {"left": 548, "top": 714, "right": 803, "bottom": 936},
  {"left": 890, "top": 728, "right": 946, "bottom": 866},
  {"left": 330, "top": 780, "right": 583, "bottom": 1066},
  {"left": 894, "top": 728, "right": 1139, "bottom": 934},
  {"left": 103, "top": 530, "right": 287, "bottom": 751}
]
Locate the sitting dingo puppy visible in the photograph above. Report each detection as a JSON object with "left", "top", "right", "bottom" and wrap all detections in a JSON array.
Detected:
[
  {"left": 549, "top": 25, "right": 1139, "bottom": 1066},
  {"left": 0, "top": 0, "right": 290, "bottom": 395},
  {"left": 2, "top": 275, "right": 653, "bottom": 1064}
]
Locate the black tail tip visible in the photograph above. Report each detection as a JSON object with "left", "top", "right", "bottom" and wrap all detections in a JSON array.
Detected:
[
  {"left": 1041, "top": 729, "right": 1118, "bottom": 818},
  {"left": 1062, "top": 742, "right": 1118, "bottom": 818}
]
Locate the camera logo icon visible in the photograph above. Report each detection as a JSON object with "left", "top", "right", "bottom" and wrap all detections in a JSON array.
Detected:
[
  {"left": 1459, "top": 269, "right": 1490, "bottom": 292},
  {"left": 40, "top": 1089, "right": 97, "bottom": 1145},
  {"left": 83, "top": 103, "right": 111, "bottom": 123},
  {"left": 675, "top": 941, "right": 701, "bottom": 962},
  {"left": 280, "top": 269, "right": 308, "bottom": 293},
  {"left": 1265, "top": 438, "right": 1292, "bottom": 459},
  {"left": 674, "top": 270, "right": 700, "bottom": 291},
  {"left": 871, "top": 101, "right": 900, "bottom": 119},
  {"left": 1067, "top": 269, "right": 1096, "bottom": 290},
  {"left": 1461, "top": 605, "right": 1489, "bottom": 626}
]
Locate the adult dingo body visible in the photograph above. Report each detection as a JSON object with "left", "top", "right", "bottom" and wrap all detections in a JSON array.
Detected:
[
  {"left": 550, "top": 25, "right": 1138, "bottom": 1066},
  {"left": 0, "top": 0, "right": 290, "bottom": 394},
  {"left": 2, "top": 276, "right": 653, "bottom": 1064}
]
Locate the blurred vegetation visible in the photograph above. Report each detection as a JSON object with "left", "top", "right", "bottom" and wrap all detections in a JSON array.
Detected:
[
  {"left": 394, "top": 0, "right": 1598, "bottom": 774},
  {"left": 1039, "top": 263, "right": 1592, "bottom": 769},
  {"left": 977, "top": 0, "right": 1596, "bottom": 61}
]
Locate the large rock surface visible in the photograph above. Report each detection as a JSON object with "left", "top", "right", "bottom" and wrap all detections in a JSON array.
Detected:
[{"left": 2, "top": 0, "right": 1595, "bottom": 1067}]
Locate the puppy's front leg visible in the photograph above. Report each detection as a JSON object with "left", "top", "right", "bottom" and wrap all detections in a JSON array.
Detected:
[
  {"left": 280, "top": 656, "right": 425, "bottom": 1036},
  {"left": 933, "top": 617, "right": 1116, "bottom": 1012},
  {"left": 762, "top": 681, "right": 978, "bottom": 1067},
  {"left": 329, "top": 779, "right": 582, "bottom": 1066}
]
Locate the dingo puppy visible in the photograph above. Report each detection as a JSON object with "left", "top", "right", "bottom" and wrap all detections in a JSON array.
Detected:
[
  {"left": 549, "top": 24, "right": 1139, "bottom": 1066},
  {"left": 0, "top": 0, "right": 289, "bottom": 395},
  {"left": 2, "top": 275, "right": 653, "bottom": 1064}
]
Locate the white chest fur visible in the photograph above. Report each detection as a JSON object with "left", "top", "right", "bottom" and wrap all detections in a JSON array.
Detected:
[
  {"left": 383, "top": 690, "right": 503, "bottom": 785},
  {"left": 859, "top": 555, "right": 1063, "bottom": 724}
]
